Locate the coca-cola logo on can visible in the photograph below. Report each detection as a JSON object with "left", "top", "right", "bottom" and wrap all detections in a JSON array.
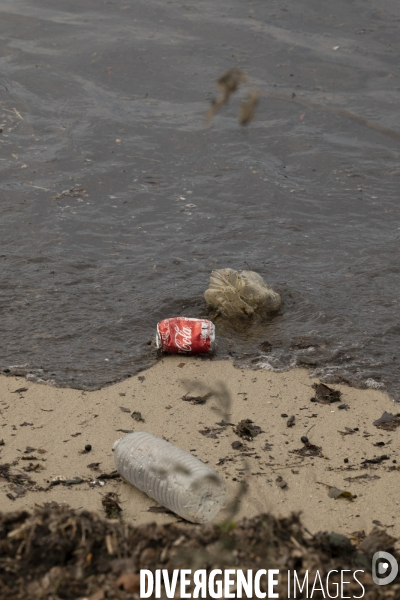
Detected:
[
  {"left": 173, "top": 324, "right": 193, "bottom": 352},
  {"left": 156, "top": 317, "right": 215, "bottom": 355}
]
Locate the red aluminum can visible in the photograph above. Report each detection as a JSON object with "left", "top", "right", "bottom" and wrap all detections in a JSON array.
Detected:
[{"left": 156, "top": 317, "right": 215, "bottom": 354}]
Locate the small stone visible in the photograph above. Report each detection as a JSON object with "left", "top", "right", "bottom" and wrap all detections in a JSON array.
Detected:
[
  {"left": 231, "top": 441, "right": 243, "bottom": 450},
  {"left": 344, "top": 458, "right": 349, "bottom": 464},
  {"left": 85, "top": 444, "right": 92, "bottom": 452},
  {"left": 276, "top": 475, "right": 287, "bottom": 489}
]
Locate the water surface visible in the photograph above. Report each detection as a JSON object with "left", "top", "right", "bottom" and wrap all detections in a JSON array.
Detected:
[{"left": 1, "top": 0, "right": 400, "bottom": 396}]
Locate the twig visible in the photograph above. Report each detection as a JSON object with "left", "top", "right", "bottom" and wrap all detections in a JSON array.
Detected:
[
  {"left": 306, "top": 423, "right": 315, "bottom": 437},
  {"left": 272, "top": 463, "right": 308, "bottom": 470},
  {"left": 117, "top": 153, "right": 161, "bottom": 162},
  {"left": 316, "top": 481, "right": 332, "bottom": 489},
  {"left": 133, "top": 155, "right": 161, "bottom": 163},
  {"left": 24, "top": 184, "right": 54, "bottom": 192},
  {"left": 303, "top": 527, "right": 315, "bottom": 539}
]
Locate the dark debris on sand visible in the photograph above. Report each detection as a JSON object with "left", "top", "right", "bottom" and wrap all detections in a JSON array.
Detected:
[
  {"left": 235, "top": 419, "right": 262, "bottom": 441},
  {"left": 312, "top": 382, "right": 342, "bottom": 404},
  {"left": 0, "top": 507, "right": 398, "bottom": 599}
]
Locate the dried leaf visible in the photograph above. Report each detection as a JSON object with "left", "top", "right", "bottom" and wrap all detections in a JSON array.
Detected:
[
  {"left": 286, "top": 415, "right": 295, "bottom": 428},
  {"left": 312, "top": 383, "right": 341, "bottom": 404},
  {"left": 235, "top": 419, "right": 262, "bottom": 440},
  {"left": 338, "top": 427, "right": 358, "bottom": 436},
  {"left": 344, "top": 474, "right": 380, "bottom": 483},
  {"left": 102, "top": 492, "right": 122, "bottom": 519},
  {"left": 361, "top": 454, "right": 389, "bottom": 465},
  {"left": 291, "top": 443, "right": 323, "bottom": 458},
  {"left": 22, "top": 463, "right": 44, "bottom": 472},
  {"left": 96, "top": 471, "right": 120, "bottom": 481},
  {"left": 24, "top": 446, "right": 36, "bottom": 453},
  {"left": 131, "top": 411, "right": 145, "bottom": 422},
  {"left": 328, "top": 487, "right": 355, "bottom": 500},
  {"left": 373, "top": 411, "right": 400, "bottom": 431},
  {"left": 87, "top": 462, "right": 101, "bottom": 471},
  {"left": 199, "top": 427, "right": 223, "bottom": 439},
  {"left": 182, "top": 392, "right": 211, "bottom": 405}
]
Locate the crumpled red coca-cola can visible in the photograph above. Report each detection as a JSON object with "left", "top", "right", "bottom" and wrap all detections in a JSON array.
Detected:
[{"left": 156, "top": 317, "right": 215, "bottom": 354}]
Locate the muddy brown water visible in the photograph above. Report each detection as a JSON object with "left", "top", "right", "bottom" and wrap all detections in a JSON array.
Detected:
[{"left": 1, "top": 0, "right": 400, "bottom": 397}]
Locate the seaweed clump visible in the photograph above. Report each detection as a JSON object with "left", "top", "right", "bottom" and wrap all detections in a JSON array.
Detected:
[{"left": 0, "top": 506, "right": 398, "bottom": 598}]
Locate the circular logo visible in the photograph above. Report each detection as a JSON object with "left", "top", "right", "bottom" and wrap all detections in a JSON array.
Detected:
[{"left": 372, "top": 551, "right": 398, "bottom": 586}]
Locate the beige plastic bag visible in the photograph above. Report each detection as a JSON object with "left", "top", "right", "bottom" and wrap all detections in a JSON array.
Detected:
[{"left": 204, "top": 269, "right": 281, "bottom": 318}]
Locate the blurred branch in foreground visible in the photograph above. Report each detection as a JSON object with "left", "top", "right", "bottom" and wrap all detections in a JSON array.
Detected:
[{"left": 206, "top": 68, "right": 260, "bottom": 127}]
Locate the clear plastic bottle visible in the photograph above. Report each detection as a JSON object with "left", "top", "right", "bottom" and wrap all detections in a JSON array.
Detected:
[{"left": 113, "top": 432, "right": 226, "bottom": 524}]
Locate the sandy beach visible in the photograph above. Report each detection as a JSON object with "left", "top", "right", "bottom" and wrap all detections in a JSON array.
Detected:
[{"left": 0, "top": 356, "right": 398, "bottom": 542}]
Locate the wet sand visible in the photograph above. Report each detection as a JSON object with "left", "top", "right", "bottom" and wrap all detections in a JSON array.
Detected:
[{"left": 0, "top": 357, "right": 398, "bottom": 541}]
